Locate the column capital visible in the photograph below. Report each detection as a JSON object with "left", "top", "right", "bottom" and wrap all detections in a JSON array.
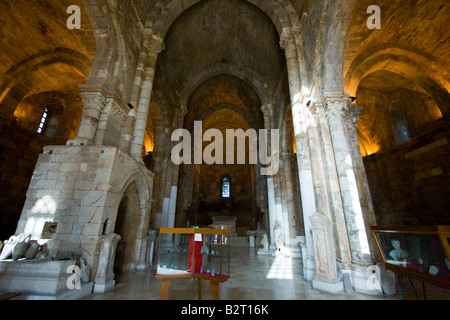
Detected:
[
  {"left": 308, "top": 101, "right": 328, "bottom": 126},
  {"left": 261, "top": 104, "right": 273, "bottom": 118},
  {"left": 142, "top": 34, "right": 165, "bottom": 57},
  {"left": 323, "top": 93, "right": 351, "bottom": 105},
  {"left": 280, "top": 27, "right": 302, "bottom": 51},
  {"left": 322, "top": 94, "right": 363, "bottom": 127},
  {"left": 346, "top": 104, "right": 363, "bottom": 128},
  {"left": 79, "top": 91, "right": 107, "bottom": 109},
  {"left": 149, "top": 36, "right": 165, "bottom": 56},
  {"left": 322, "top": 94, "right": 352, "bottom": 117},
  {"left": 141, "top": 28, "right": 165, "bottom": 54}
]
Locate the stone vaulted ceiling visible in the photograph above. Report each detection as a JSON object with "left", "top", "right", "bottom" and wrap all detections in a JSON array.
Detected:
[
  {"left": 344, "top": 0, "right": 450, "bottom": 96},
  {"left": 344, "top": 0, "right": 450, "bottom": 155},
  {"left": 153, "top": 0, "right": 287, "bottom": 113},
  {"left": 0, "top": 0, "right": 95, "bottom": 104}
]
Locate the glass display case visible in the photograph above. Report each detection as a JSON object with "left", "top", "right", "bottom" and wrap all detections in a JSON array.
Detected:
[
  {"left": 156, "top": 227, "right": 231, "bottom": 282},
  {"left": 371, "top": 226, "right": 450, "bottom": 289}
]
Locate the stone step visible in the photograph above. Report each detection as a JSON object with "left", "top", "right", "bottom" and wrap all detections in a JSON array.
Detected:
[{"left": 230, "top": 236, "right": 249, "bottom": 247}]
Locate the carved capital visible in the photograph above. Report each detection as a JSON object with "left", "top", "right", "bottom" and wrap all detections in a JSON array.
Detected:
[
  {"left": 323, "top": 94, "right": 351, "bottom": 118},
  {"left": 80, "top": 91, "right": 107, "bottom": 111},
  {"left": 323, "top": 94, "right": 363, "bottom": 129},
  {"left": 346, "top": 103, "right": 363, "bottom": 128},
  {"left": 261, "top": 104, "right": 273, "bottom": 118},
  {"left": 148, "top": 36, "right": 165, "bottom": 56},
  {"left": 141, "top": 28, "right": 153, "bottom": 51},
  {"left": 280, "top": 27, "right": 302, "bottom": 51}
]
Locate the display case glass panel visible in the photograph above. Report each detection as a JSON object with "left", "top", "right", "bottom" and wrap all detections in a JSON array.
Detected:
[
  {"left": 157, "top": 232, "right": 192, "bottom": 277},
  {"left": 372, "top": 226, "right": 450, "bottom": 288},
  {"left": 156, "top": 228, "right": 231, "bottom": 282}
]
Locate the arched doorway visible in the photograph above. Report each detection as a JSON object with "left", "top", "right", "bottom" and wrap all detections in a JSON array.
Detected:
[{"left": 113, "top": 182, "right": 141, "bottom": 273}]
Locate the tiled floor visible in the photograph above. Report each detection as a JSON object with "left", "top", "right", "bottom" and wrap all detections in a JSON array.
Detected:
[{"left": 84, "top": 246, "right": 449, "bottom": 301}]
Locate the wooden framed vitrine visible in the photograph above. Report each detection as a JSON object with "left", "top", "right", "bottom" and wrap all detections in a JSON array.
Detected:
[
  {"left": 155, "top": 227, "right": 231, "bottom": 300},
  {"left": 371, "top": 226, "right": 450, "bottom": 290}
]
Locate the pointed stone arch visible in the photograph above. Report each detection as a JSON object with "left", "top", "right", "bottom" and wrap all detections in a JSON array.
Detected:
[{"left": 148, "top": 0, "right": 301, "bottom": 40}]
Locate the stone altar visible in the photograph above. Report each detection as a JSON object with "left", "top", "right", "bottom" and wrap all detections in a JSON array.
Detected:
[{"left": 212, "top": 216, "right": 237, "bottom": 235}]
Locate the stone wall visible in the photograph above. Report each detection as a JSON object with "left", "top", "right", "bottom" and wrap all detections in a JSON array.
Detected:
[
  {"left": 357, "top": 87, "right": 442, "bottom": 153},
  {"left": 15, "top": 145, "right": 154, "bottom": 279},
  {"left": 196, "top": 163, "right": 258, "bottom": 231},
  {"left": 0, "top": 115, "right": 49, "bottom": 240},
  {"left": 0, "top": 90, "right": 83, "bottom": 240},
  {"left": 364, "top": 123, "right": 450, "bottom": 226}
]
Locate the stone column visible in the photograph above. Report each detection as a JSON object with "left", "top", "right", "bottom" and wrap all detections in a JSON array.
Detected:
[
  {"left": 281, "top": 152, "right": 300, "bottom": 250},
  {"left": 324, "top": 94, "right": 372, "bottom": 266},
  {"left": 310, "top": 211, "right": 343, "bottom": 293},
  {"left": 152, "top": 153, "right": 169, "bottom": 229},
  {"left": 344, "top": 102, "right": 378, "bottom": 259},
  {"left": 119, "top": 108, "right": 136, "bottom": 154},
  {"left": 68, "top": 88, "right": 107, "bottom": 146},
  {"left": 261, "top": 104, "right": 276, "bottom": 250},
  {"left": 130, "top": 37, "right": 165, "bottom": 160},
  {"left": 167, "top": 105, "right": 188, "bottom": 228},
  {"left": 94, "top": 233, "right": 121, "bottom": 293},
  {"left": 280, "top": 27, "right": 317, "bottom": 279},
  {"left": 310, "top": 101, "right": 352, "bottom": 270}
]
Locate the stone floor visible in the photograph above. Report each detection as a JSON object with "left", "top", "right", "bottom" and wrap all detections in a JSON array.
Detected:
[{"left": 84, "top": 246, "right": 449, "bottom": 301}]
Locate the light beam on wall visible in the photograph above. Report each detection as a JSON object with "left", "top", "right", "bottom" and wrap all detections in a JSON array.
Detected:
[{"left": 24, "top": 195, "right": 57, "bottom": 240}]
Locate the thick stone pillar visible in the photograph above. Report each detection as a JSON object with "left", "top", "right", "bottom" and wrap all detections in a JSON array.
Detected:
[
  {"left": 305, "top": 105, "right": 342, "bottom": 287},
  {"left": 324, "top": 94, "right": 372, "bottom": 266},
  {"left": 130, "top": 37, "right": 165, "bottom": 160},
  {"left": 280, "top": 27, "right": 316, "bottom": 279},
  {"left": 344, "top": 101, "right": 378, "bottom": 259},
  {"left": 310, "top": 101, "right": 352, "bottom": 270},
  {"left": 68, "top": 87, "right": 107, "bottom": 146}
]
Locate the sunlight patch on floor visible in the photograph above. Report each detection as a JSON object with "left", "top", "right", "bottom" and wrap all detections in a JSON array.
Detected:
[{"left": 266, "top": 254, "right": 294, "bottom": 280}]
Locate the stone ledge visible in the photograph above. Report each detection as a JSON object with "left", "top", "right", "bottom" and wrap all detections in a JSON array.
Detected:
[
  {"left": 312, "top": 279, "right": 344, "bottom": 294},
  {"left": 0, "top": 260, "right": 76, "bottom": 296}
]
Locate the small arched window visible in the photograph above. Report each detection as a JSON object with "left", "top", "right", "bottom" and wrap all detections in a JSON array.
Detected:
[
  {"left": 37, "top": 108, "right": 49, "bottom": 134},
  {"left": 222, "top": 176, "right": 231, "bottom": 198}
]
